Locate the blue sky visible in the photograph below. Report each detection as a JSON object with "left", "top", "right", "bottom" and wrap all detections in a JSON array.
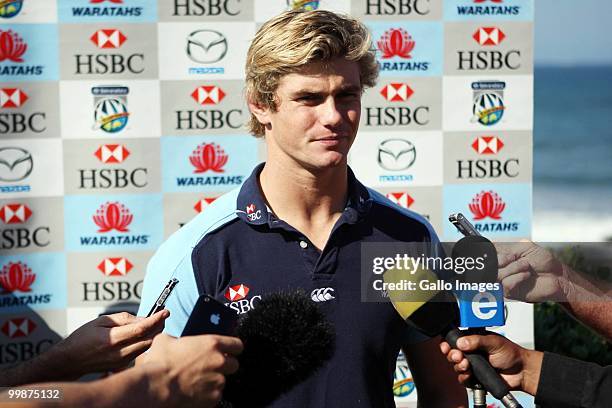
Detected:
[{"left": 535, "top": 0, "right": 612, "bottom": 66}]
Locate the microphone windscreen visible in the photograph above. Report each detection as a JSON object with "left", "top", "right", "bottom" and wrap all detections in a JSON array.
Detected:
[{"left": 222, "top": 290, "right": 335, "bottom": 407}]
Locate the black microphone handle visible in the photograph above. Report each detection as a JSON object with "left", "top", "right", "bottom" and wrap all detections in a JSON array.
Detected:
[{"left": 445, "top": 329, "right": 523, "bottom": 408}]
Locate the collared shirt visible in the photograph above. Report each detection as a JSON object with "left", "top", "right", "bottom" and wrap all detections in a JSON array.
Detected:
[{"left": 138, "top": 163, "right": 442, "bottom": 407}]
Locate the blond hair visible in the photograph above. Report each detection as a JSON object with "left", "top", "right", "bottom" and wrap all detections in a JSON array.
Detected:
[{"left": 245, "top": 9, "right": 378, "bottom": 137}]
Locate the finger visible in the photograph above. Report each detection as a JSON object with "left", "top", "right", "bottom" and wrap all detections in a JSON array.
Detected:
[
  {"left": 449, "top": 350, "right": 464, "bottom": 363},
  {"left": 218, "top": 355, "right": 240, "bottom": 375},
  {"left": 498, "top": 257, "right": 532, "bottom": 281},
  {"left": 494, "top": 242, "right": 533, "bottom": 268},
  {"left": 457, "top": 334, "right": 504, "bottom": 354},
  {"left": 458, "top": 373, "right": 471, "bottom": 385},
  {"left": 500, "top": 271, "right": 532, "bottom": 297},
  {"left": 440, "top": 342, "right": 450, "bottom": 354},
  {"left": 455, "top": 358, "right": 470, "bottom": 372},
  {"left": 110, "top": 310, "right": 169, "bottom": 345},
  {"left": 211, "top": 336, "right": 244, "bottom": 356},
  {"left": 117, "top": 338, "right": 156, "bottom": 362},
  {"left": 102, "top": 312, "right": 140, "bottom": 327}
]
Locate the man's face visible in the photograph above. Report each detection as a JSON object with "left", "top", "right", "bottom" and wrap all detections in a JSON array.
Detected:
[{"left": 254, "top": 58, "right": 362, "bottom": 171}]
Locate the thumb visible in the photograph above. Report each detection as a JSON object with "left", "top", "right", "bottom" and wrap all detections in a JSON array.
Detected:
[{"left": 457, "top": 334, "right": 504, "bottom": 354}]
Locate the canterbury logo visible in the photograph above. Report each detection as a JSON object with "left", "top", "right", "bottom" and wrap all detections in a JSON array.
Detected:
[{"left": 311, "top": 287, "right": 335, "bottom": 302}]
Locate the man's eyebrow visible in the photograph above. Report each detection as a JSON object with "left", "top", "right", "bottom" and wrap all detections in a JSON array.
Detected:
[{"left": 290, "top": 84, "right": 362, "bottom": 96}]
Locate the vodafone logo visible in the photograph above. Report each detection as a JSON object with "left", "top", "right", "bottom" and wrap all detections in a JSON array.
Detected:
[
  {"left": 97, "top": 257, "right": 133, "bottom": 276},
  {"left": 386, "top": 192, "right": 414, "bottom": 209},
  {"left": 1, "top": 318, "right": 37, "bottom": 339},
  {"left": 0, "top": 203, "right": 32, "bottom": 224},
  {"left": 472, "top": 136, "right": 504, "bottom": 155},
  {"left": 93, "top": 202, "right": 133, "bottom": 233},
  {"left": 90, "top": 29, "right": 126, "bottom": 49},
  {"left": 194, "top": 197, "right": 216, "bottom": 213},
  {"left": 225, "top": 284, "right": 249, "bottom": 302},
  {"left": 0, "top": 88, "right": 28, "bottom": 108},
  {"left": 191, "top": 86, "right": 226, "bottom": 105},
  {"left": 473, "top": 27, "right": 506, "bottom": 46},
  {"left": 469, "top": 191, "right": 505, "bottom": 220},
  {"left": 380, "top": 83, "right": 414, "bottom": 102},
  {"left": 94, "top": 144, "right": 130, "bottom": 164}
]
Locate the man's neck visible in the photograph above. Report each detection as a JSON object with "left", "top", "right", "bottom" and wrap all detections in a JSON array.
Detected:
[{"left": 259, "top": 159, "right": 348, "bottom": 250}]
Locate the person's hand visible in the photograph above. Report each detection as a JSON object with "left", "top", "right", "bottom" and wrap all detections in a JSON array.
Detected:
[
  {"left": 439, "top": 333, "right": 543, "bottom": 396},
  {"left": 53, "top": 310, "right": 169, "bottom": 378},
  {"left": 495, "top": 241, "right": 569, "bottom": 302},
  {"left": 141, "top": 333, "right": 243, "bottom": 408}
]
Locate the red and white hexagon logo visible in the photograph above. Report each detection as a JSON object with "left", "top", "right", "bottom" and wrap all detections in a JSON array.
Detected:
[
  {"left": 94, "top": 144, "right": 130, "bottom": 164},
  {"left": 90, "top": 29, "right": 126, "bottom": 49},
  {"left": 224, "top": 284, "right": 250, "bottom": 302},
  {"left": 194, "top": 198, "right": 217, "bottom": 213},
  {"left": 0, "top": 203, "right": 32, "bottom": 224},
  {"left": 0, "top": 88, "right": 28, "bottom": 108},
  {"left": 97, "top": 257, "right": 133, "bottom": 276},
  {"left": 1, "top": 318, "right": 37, "bottom": 339},
  {"left": 471, "top": 136, "right": 504, "bottom": 155},
  {"left": 380, "top": 83, "right": 414, "bottom": 102},
  {"left": 473, "top": 27, "right": 506, "bottom": 46},
  {"left": 191, "top": 86, "right": 226, "bottom": 105},
  {"left": 386, "top": 192, "right": 414, "bottom": 209}
]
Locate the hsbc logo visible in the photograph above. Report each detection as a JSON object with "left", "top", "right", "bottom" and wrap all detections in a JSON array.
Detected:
[
  {"left": 364, "top": 0, "right": 430, "bottom": 16},
  {"left": 172, "top": 0, "right": 244, "bottom": 16},
  {"left": 94, "top": 144, "right": 130, "bottom": 164},
  {"left": 191, "top": 86, "right": 226, "bottom": 105},
  {"left": 90, "top": 29, "right": 127, "bottom": 49},
  {"left": 177, "top": 86, "right": 242, "bottom": 131},
  {"left": 457, "top": 136, "right": 518, "bottom": 180},
  {"left": 0, "top": 261, "right": 35, "bottom": 293},
  {"left": 245, "top": 203, "right": 262, "bottom": 222},
  {"left": 225, "top": 283, "right": 249, "bottom": 301},
  {"left": 194, "top": 197, "right": 216, "bottom": 213},
  {"left": 0, "top": 203, "right": 32, "bottom": 224},
  {"left": 224, "top": 284, "right": 261, "bottom": 315},
  {"left": 386, "top": 192, "right": 414, "bottom": 209},
  {"left": 97, "top": 257, "right": 133, "bottom": 276},
  {"left": 473, "top": 27, "right": 505, "bottom": 46},
  {"left": 1, "top": 318, "right": 36, "bottom": 339},
  {"left": 74, "top": 29, "right": 145, "bottom": 75},
  {"left": 0, "top": 88, "right": 28, "bottom": 108},
  {"left": 472, "top": 136, "right": 504, "bottom": 154},
  {"left": 380, "top": 83, "right": 413, "bottom": 102}
]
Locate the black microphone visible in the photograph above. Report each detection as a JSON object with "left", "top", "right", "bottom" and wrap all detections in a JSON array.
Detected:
[{"left": 220, "top": 290, "right": 335, "bottom": 408}]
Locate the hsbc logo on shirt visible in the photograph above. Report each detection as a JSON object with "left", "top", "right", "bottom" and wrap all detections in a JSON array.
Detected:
[
  {"left": 224, "top": 284, "right": 261, "bottom": 315},
  {"left": 1, "top": 317, "right": 36, "bottom": 339},
  {"left": 175, "top": 85, "right": 242, "bottom": 131},
  {"left": 245, "top": 203, "right": 262, "bottom": 222}
]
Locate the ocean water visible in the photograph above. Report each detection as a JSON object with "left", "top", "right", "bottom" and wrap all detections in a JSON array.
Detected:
[{"left": 533, "top": 66, "right": 612, "bottom": 241}]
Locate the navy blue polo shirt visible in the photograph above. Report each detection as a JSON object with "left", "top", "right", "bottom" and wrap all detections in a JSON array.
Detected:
[{"left": 138, "top": 163, "right": 442, "bottom": 407}]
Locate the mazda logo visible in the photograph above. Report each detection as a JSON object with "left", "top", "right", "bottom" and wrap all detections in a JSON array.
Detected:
[
  {"left": 377, "top": 139, "right": 416, "bottom": 171},
  {"left": 186, "top": 30, "right": 228, "bottom": 64},
  {"left": 0, "top": 147, "right": 33, "bottom": 182}
]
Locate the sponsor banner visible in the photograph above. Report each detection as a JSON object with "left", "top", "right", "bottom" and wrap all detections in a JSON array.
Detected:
[
  {"left": 254, "top": 0, "right": 350, "bottom": 22},
  {"left": 63, "top": 138, "right": 161, "bottom": 194},
  {"left": 58, "top": 0, "right": 157, "bottom": 23},
  {"left": 59, "top": 80, "right": 161, "bottom": 139},
  {"left": 0, "top": 0, "right": 58, "bottom": 23},
  {"left": 63, "top": 193, "right": 163, "bottom": 251},
  {"left": 0, "top": 252, "right": 67, "bottom": 312},
  {"left": 360, "top": 77, "right": 441, "bottom": 131},
  {"left": 367, "top": 21, "right": 443, "bottom": 77},
  {"left": 442, "top": 75, "right": 533, "bottom": 131},
  {"left": 161, "top": 135, "right": 260, "bottom": 193},
  {"left": 444, "top": 0, "right": 534, "bottom": 21},
  {"left": 351, "top": 0, "right": 442, "bottom": 21},
  {"left": 157, "top": 22, "right": 255, "bottom": 80},
  {"left": 66, "top": 250, "right": 152, "bottom": 308},
  {"left": 443, "top": 131, "right": 532, "bottom": 184},
  {"left": 59, "top": 24, "right": 158, "bottom": 79},
  {"left": 0, "top": 139, "right": 64, "bottom": 198},
  {"left": 163, "top": 192, "right": 222, "bottom": 238},
  {"left": 160, "top": 80, "right": 248, "bottom": 135},
  {"left": 0, "top": 197, "right": 64, "bottom": 254},
  {"left": 443, "top": 183, "right": 532, "bottom": 239},
  {"left": 349, "top": 131, "right": 443, "bottom": 187},
  {"left": 444, "top": 22, "right": 533, "bottom": 75},
  {"left": 159, "top": 0, "right": 254, "bottom": 21},
  {"left": 0, "top": 24, "right": 59, "bottom": 81},
  {"left": 0, "top": 82, "right": 60, "bottom": 138},
  {"left": 0, "top": 309, "right": 66, "bottom": 368},
  {"left": 377, "top": 186, "right": 443, "bottom": 233}
]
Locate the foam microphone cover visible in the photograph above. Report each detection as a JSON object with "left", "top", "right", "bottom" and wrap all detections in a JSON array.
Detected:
[{"left": 221, "top": 290, "right": 335, "bottom": 408}]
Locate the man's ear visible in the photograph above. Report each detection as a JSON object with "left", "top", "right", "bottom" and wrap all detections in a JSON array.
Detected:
[{"left": 248, "top": 100, "right": 272, "bottom": 127}]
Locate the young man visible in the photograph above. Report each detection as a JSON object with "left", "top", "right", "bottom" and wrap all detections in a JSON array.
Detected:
[{"left": 138, "top": 10, "right": 467, "bottom": 407}]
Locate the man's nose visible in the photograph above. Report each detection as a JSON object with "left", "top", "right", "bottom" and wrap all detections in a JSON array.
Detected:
[{"left": 319, "top": 98, "right": 343, "bottom": 127}]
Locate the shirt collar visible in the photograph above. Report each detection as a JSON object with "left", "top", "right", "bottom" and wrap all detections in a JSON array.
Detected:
[{"left": 236, "top": 163, "right": 372, "bottom": 227}]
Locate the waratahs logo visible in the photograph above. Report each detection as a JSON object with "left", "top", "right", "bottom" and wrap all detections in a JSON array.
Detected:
[
  {"left": 92, "top": 86, "right": 129, "bottom": 133},
  {"left": 190, "top": 143, "right": 228, "bottom": 173},
  {"left": 375, "top": 27, "right": 433, "bottom": 73},
  {"left": 378, "top": 28, "right": 415, "bottom": 59},
  {"left": 78, "top": 201, "right": 149, "bottom": 247},
  {"left": 0, "top": 29, "right": 26, "bottom": 62},
  {"left": 467, "top": 190, "right": 518, "bottom": 234},
  {"left": 93, "top": 201, "right": 133, "bottom": 232},
  {"left": 0, "top": 0, "right": 23, "bottom": 19},
  {"left": 0, "top": 261, "right": 34, "bottom": 293}
]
